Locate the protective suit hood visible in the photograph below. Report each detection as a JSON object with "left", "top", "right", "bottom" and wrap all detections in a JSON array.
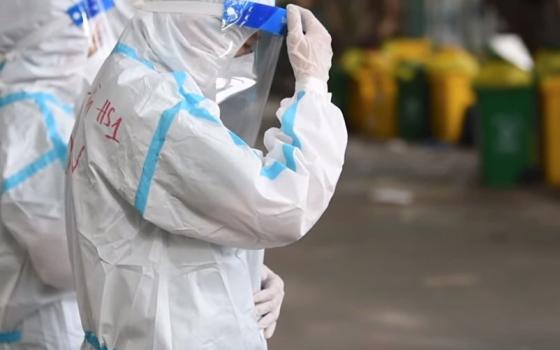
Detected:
[
  {"left": 0, "top": 0, "right": 89, "bottom": 100},
  {"left": 134, "top": 0, "right": 267, "bottom": 98}
]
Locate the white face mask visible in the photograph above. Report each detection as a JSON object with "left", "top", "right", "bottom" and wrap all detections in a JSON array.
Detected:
[{"left": 216, "top": 52, "right": 257, "bottom": 104}]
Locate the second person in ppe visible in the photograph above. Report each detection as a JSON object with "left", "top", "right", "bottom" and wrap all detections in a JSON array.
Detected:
[
  {"left": 0, "top": 1, "right": 89, "bottom": 349},
  {"left": 66, "top": 0, "right": 347, "bottom": 349},
  {"left": 0, "top": 0, "right": 139, "bottom": 348}
]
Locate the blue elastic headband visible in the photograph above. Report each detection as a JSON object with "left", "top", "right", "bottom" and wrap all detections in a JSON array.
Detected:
[
  {"left": 67, "top": 0, "right": 116, "bottom": 26},
  {"left": 223, "top": 0, "right": 287, "bottom": 36}
]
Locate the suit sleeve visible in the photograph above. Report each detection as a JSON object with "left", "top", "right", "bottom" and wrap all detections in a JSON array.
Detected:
[{"left": 85, "top": 70, "right": 347, "bottom": 249}]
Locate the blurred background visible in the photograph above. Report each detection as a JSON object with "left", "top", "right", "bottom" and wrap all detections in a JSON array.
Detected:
[{"left": 264, "top": 0, "right": 560, "bottom": 349}]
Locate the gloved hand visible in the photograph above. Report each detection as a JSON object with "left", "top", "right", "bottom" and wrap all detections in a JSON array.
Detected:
[
  {"left": 286, "top": 4, "right": 333, "bottom": 91},
  {"left": 254, "top": 265, "right": 285, "bottom": 339}
]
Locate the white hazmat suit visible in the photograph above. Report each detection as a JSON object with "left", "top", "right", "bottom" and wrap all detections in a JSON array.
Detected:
[
  {"left": 66, "top": 1, "right": 347, "bottom": 349},
  {"left": 0, "top": 0, "right": 135, "bottom": 349},
  {"left": 0, "top": 0, "right": 88, "bottom": 348}
]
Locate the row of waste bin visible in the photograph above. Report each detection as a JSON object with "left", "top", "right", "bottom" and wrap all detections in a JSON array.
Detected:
[{"left": 330, "top": 39, "right": 560, "bottom": 189}]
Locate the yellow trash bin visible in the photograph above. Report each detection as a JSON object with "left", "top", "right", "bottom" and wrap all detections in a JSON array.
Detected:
[
  {"left": 540, "top": 77, "right": 560, "bottom": 187},
  {"left": 535, "top": 50, "right": 560, "bottom": 187},
  {"left": 344, "top": 50, "right": 398, "bottom": 139},
  {"left": 536, "top": 50, "right": 560, "bottom": 79},
  {"left": 427, "top": 47, "right": 479, "bottom": 144},
  {"left": 476, "top": 60, "right": 533, "bottom": 87},
  {"left": 383, "top": 38, "right": 432, "bottom": 63}
]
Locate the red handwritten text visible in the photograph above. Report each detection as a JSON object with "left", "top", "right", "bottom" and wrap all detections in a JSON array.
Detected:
[
  {"left": 85, "top": 83, "right": 101, "bottom": 114},
  {"left": 67, "top": 135, "right": 86, "bottom": 174},
  {"left": 95, "top": 99, "right": 123, "bottom": 144}
]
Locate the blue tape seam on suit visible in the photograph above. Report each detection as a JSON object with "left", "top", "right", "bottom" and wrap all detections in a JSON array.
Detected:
[
  {"left": 260, "top": 90, "right": 305, "bottom": 180},
  {"left": 0, "top": 92, "right": 72, "bottom": 114},
  {"left": 0, "top": 92, "right": 71, "bottom": 194},
  {"left": 85, "top": 331, "right": 112, "bottom": 350},
  {"left": 0, "top": 330, "right": 21, "bottom": 344},
  {"left": 223, "top": 0, "right": 288, "bottom": 36},
  {"left": 134, "top": 100, "right": 184, "bottom": 214},
  {"left": 113, "top": 43, "right": 156, "bottom": 70},
  {"left": 2, "top": 149, "right": 62, "bottom": 193}
]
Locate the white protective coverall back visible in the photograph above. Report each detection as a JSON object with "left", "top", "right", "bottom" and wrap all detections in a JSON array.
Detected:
[
  {"left": 0, "top": 0, "right": 135, "bottom": 349},
  {"left": 0, "top": 1, "right": 87, "bottom": 349},
  {"left": 66, "top": 2, "right": 348, "bottom": 350}
]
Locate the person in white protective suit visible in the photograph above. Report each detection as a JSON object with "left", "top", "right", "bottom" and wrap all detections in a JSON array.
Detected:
[
  {"left": 65, "top": 0, "right": 347, "bottom": 348},
  {"left": 0, "top": 1, "right": 87, "bottom": 349},
  {"left": 0, "top": 0, "right": 284, "bottom": 348},
  {"left": 0, "top": 0, "right": 135, "bottom": 349},
  {"left": 88, "top": 0, "right": 288, "bottom": 342}
]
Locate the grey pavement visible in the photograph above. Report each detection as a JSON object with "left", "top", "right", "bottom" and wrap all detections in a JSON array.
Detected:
[{"left": 266, "top": 138, "right": 560, "bottom": 350}]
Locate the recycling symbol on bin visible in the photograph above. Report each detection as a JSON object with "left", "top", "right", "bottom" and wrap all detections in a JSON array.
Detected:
[
  {"left": 493, "top": 114, "right": 521, "bottom": 154},
  {"left": 405, "top": 98, "right": 420, "bottom": 119}
]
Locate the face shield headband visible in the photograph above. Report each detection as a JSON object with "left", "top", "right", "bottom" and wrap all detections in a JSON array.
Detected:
[{"left": 140, "top": 0, "right": 287, "bottom": 37}]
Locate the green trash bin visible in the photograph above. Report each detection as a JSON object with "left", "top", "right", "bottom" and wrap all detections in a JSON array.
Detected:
[
  {"left": 476, "top": 61, "right": 538, "bottom": 187},
  {"left": 329, "top": 65, "right": 350, "bottom": 115},
  {"left": 396, "top": 61, "right": 431, "bottom": 140}
]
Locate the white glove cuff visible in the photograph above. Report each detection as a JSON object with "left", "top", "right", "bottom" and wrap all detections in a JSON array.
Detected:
[{"left": 295, "top": 76, "right": 329, "bottom": 95}]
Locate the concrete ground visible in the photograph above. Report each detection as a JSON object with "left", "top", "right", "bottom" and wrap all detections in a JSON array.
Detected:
[{"left": 265, "top": 138, "right": 560, "bottom": 350}]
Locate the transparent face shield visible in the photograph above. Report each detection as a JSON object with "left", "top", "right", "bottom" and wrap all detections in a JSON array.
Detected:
[
  {"left": 139, "top": 0, "right": 286, "bottom": 146},
  {"left": 218, "top": 0, "right": 286, "bottom": 146}
]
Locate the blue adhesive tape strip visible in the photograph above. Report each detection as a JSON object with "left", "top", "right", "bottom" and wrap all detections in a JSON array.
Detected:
[
  {"left": 0, "top": 92, "right": 70, "bottom": 193},
  {"left": 114, "top": 43, "right": 156, "bottom": 70},
  {"left": 0, "top": 330, "right": 21, "bottom": 344},
  {"left": 84, "top": 331, "right": 111, "bottom": 350},
  {"left": 260, "top": 91, "right": 306, "bottom": 180}
]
